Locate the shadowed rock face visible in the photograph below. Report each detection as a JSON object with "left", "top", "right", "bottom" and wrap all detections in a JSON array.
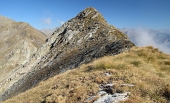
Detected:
[{"left": 0, "top": 7, "right": 134, "bottom": 101}]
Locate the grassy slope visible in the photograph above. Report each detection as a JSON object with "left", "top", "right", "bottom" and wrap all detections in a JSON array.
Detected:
[{"left": 3, "top": 46, "right": 170, "bottom": 103}]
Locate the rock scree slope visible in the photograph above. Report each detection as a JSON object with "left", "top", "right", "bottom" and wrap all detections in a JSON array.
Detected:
[{"left": 0, "top": 7, "right": 134, "bottom": 101}]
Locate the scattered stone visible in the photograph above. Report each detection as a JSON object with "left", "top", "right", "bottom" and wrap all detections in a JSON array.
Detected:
[
  {"left": 83, "top": 96, "right": 99, "bottom": 103},
  {"left": 104, "top": 72, "right": 112, "bottom": 77},
  {"left": 99, "top": 84, "right": 114, "bottom": 93},
  {"left": 97, "top": 91, "right": 106, "bottom": 97},
  {"left": 93, "top": 92, "right": 130, "bottom": 103},
  {"left": 93, "top": 82, "right": 134, "bottom": 103},
  {"left": 120, "top": 84, "right": 134, "bottom": 87}
]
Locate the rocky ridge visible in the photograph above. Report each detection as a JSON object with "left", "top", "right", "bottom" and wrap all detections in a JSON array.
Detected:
[{"left": 0, "top": 7, "right": 134, "bottom": 101}]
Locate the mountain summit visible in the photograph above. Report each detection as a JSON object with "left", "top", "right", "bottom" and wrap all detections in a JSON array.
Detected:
[{"left": 0, "top": 7, "right": 134, "bottom": 101}]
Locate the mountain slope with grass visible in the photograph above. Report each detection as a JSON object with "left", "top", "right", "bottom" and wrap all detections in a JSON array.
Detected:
[
  {"left": 2, "top": 46, "right": 170, "bottom": 103},
  {"left": 0, "top": 7, "right": 134, "bottom": 101}
]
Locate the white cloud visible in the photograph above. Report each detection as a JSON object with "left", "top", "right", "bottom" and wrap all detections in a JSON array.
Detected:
[
  {"left": 57, "top": 20, "right": 64, "bottom": 25},
  {"left": 134, "top": 28, "right": 170, "bottom": 54},
  {"left": 42, "top": 17, "right": 51, "bottom": 25}
]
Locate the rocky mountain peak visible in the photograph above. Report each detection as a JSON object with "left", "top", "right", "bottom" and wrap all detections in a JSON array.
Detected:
[
  {"left": 0, "top": 7, "right": 134, "bottom": 101},
  {"left": 63, "top": 7, "right": 107, "bottom": 33},
  {"left": 76, "top": 7, "right": 107, "bottom": 24}
]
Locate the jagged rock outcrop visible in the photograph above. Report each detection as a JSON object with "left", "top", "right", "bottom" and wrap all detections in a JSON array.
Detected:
[
  {"left": 0, "top": 17, "right": 46, "bottom": 84},
  {"left": 0, "top": 7, "right": 134, "bottom": 102}
]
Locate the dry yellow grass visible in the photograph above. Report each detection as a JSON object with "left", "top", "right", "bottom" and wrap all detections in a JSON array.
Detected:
[{"left": 3, "top": 46, "right": 170, "bottom": 103}]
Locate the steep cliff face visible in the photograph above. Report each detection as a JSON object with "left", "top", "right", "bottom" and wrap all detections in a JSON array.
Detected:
[
  {"left": 0, "top": 17, "right": 46, "bottom": 86},
  {"left": 0, "top": 7, "right": 134, "bottom": 101}
]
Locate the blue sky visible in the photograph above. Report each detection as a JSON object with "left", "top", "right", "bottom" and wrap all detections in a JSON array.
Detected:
[{"left": 0, "top": 0, "right": 170, "bottom": 30}]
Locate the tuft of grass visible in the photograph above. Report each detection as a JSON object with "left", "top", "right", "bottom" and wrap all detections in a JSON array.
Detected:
[{"left": 130, "top": 60, "right": 141, "bottom": 67}]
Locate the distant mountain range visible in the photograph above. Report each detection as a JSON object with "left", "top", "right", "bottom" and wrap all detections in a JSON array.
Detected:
[{"left": 41, "top": 28, "right": 56, "bottom": 38}]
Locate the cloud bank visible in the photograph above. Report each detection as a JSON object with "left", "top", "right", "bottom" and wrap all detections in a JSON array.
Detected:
[
  {"left": 132, "top": 28, "right": 170, "bottom": 54},
  {"left": 120, "top": 28, "right": 170, "bottom": 54}
]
